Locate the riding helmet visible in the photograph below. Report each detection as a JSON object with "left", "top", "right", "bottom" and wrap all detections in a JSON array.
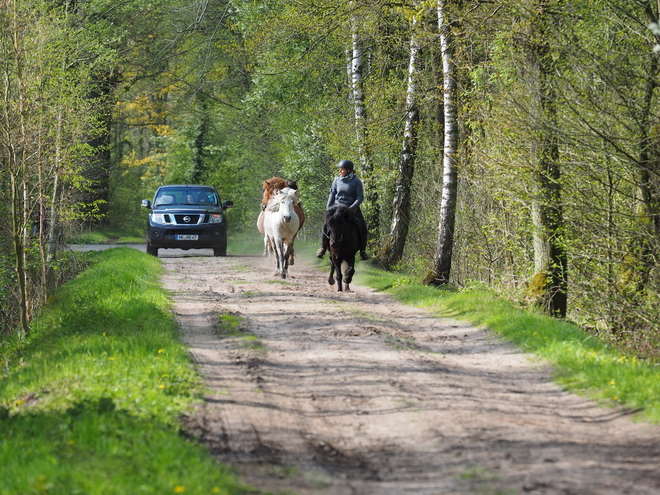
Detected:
[{"left": 338, "top": 159, "right": 354, "bottom": 169}]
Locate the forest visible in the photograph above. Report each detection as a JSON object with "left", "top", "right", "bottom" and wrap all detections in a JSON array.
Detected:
[{"left": 1, "top": 0, "right": 659, "bottom": 360}]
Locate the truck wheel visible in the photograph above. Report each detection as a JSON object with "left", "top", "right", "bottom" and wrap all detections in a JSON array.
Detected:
[
  {"left": 146, "top": 242, "right": 159, "bottom": 257},
  {"left": 213, "top": 238, "right": 227, "bottom": 257}
]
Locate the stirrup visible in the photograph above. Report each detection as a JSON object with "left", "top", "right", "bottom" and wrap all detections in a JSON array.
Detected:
[
  {"left": 316, "top": 248, "right": 326, "bottom": 259},
  {"left": 360, "top": 250, "right": 370, "bottom": 261}
]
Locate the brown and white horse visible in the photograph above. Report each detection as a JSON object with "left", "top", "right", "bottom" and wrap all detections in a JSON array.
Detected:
[
  {"left": 263, "top": 187, "right": 300, "bottom": 279},
  {"left": 257, "top": 177, "right": 305, "bottom": 263}
]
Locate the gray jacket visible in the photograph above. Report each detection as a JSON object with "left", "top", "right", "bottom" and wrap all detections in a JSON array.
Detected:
[{"left": 327, "top": 174, "right": 364, "bottom": 210}]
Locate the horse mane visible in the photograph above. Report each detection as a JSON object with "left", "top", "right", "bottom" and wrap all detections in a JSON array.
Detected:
[
  {"left": 266, "top": 187, "right": 299, "bottom": 212},
  {"left": 326, "top": 204, "right": 356, "bottom": 232},
  {"left": 262, "top": 177, "right": 289, "bottom": 205}
]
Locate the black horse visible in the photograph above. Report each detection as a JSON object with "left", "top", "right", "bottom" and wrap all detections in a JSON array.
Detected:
[{"left": 325, "top": 204, "right": 360, "bottom": 292}]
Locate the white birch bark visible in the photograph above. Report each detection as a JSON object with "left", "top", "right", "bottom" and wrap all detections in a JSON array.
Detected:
[
  {"left": 350, "top": 10, "right": 377, "bottom": 239},
  {"left": 380, "top": 6, "right": 421, "bottom": 267},
  {"left": 428, "top": 0, "right": 459, "bottom": 285}
]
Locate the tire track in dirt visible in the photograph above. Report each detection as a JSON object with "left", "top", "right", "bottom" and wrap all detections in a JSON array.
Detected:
[{"left": 160, "top": 250, "right": 660, "bottom": 495}]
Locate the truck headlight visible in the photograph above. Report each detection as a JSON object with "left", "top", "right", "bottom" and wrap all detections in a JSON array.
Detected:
[
  {"left": 151, "top": 213, "right": 169, "bottom": 224},
  {"left": 210, "top": 214, "right": 223, "bottom": 224}
]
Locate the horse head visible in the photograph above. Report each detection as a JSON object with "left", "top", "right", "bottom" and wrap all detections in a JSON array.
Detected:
[
  {"left": 267, "top": 188, "right": 299, "bottom": 223},
  {"left": 326, "top": 205, "right": 355, "bottom": 242}
]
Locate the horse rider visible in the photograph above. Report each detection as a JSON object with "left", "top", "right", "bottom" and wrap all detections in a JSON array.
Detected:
[{"left": 316, "top": 159, "right": 370, "bottom": 261}]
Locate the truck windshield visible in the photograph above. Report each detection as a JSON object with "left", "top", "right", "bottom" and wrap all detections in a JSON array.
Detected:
[{"left": 154, "top": 189, "right": 219, "bottom": 206}]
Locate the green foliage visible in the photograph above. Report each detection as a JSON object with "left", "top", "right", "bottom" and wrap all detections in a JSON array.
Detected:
[
  {"left": 0, "top": 248, "right": 247, "bottom": 494},
  {"left": 101, "top": 0, "right": 660, "bottom": 357}
]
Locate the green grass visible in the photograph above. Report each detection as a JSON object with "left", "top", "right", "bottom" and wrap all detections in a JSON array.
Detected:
[
  {"left": 350, "top": 261, "right": 660, "bottom": 424},
  {"left": 0, "top": 248, "right": 249, "bottom": 495},
  {"left": 216, "top": 314, "right": 264, "bottom": 351},
  {"left": 68, "top": 228, "right": 144, "bottom": 245}
]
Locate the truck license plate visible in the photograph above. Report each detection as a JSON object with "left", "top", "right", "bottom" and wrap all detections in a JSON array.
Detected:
[{"left": 176, "top": 235, "right": 198, "bottom": 241}]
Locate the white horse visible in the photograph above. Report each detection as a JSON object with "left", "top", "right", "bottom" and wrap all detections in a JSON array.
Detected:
[{"left": 263, "top": 188, "right": 300, "bottom": 279}]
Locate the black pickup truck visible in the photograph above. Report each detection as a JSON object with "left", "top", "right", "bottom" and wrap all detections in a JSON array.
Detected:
[{"left": 141, "top": 185, "right": 233, "bottom": 257}]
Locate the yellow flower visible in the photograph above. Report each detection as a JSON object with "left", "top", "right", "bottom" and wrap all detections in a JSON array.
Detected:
[
  {"left": 609, "top": 380, "right": 616, "bottom": 385},
  {"left": 158, "top": 349, "right": 164, "bottom": 354},
  {"left": 174, "top": 486, "right": 185, "bottom": 493}
]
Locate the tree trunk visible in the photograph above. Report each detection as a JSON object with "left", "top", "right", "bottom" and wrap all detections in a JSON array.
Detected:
[
  {"left": 350, "top": 12, "right": 378, "bottom": 244},
  {"left": 635, "top": 1, "right": 660, "bottom": 287},
  {"left": 11, "top": 173, "right": 30, "bottom": 336},
  {"left": 528, "top": 0, "right": 567, "bottom": 318},
  {"left": 8, "top": 0, "right": 31, "bottom": 335},
  {"left": 425, "top": 0, "right": 459, "bottom": 286},
  {"left": 377, "top": 6, "right": 422, "bottom": 269}
]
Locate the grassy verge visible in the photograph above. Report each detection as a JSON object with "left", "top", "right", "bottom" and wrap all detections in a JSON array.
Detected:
[
  {"left": 349, "top": 261, "right": 660, "bottom": 424},
  {"left": 67, "top": 228, "right": 144, "bottom": 245},
  {"left": 0, "top": 248, "right": 248, "bottom": 495}
]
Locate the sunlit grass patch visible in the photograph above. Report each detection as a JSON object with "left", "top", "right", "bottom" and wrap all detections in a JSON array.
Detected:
[
  {"left": 352, "top": 264, "right": 660, "bottom": 424},
  {"left": 216, "top": 313, "right": 263, "bottom": 350},
  {"left": 68, "top": 228, "right": 144, "bottom": 245},
  {"left": 0, "top": 247, "right": 248, "bottom": 494}
]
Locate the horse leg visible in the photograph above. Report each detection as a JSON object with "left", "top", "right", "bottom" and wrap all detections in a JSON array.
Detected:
[
  {"left": 335, "top": 259, "right": 343, "bottom": 292},
  {"left": 272, "top": 237, "right": 283, "bottom": 276},
  {"left": 344, "top": 261, "right": 355, "bottom": 291},
  {"left": 288, "top": 233, "right": 297, "bottom": 265},
  {"left": 328, "top": 257, "right": 336, "bottom": 287},
  {"left": 281, "top": 244, "right": 289, "bottom": 279},
  {"left": 277, "top": 237, "right": 290, "bottom": 279}
]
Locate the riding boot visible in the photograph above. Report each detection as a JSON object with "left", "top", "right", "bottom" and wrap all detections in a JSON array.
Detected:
[{"left": 356, "top": 219, "right": 369, "bottom": 261}]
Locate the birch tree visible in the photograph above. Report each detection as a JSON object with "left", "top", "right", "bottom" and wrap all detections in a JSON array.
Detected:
[
  {"left": 425, "top": 0, "right": 459, "bottom": 285},
  {"left": 349, "top": 8, "right": 378, "bottom": 243},
  {"left": 378, "top": 2, "right": 423, "bottom": 268}
]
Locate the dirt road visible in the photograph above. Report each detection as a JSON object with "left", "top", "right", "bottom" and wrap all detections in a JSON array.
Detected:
[{"left": 159, "top": 250, "right": 660, "bottom": 495}]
